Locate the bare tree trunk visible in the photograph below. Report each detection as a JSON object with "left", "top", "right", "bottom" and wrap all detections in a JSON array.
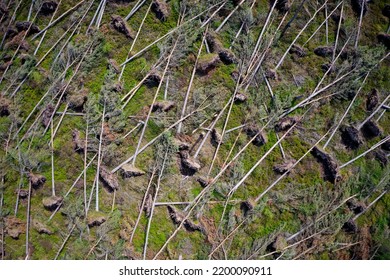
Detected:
[
  {"left": 95, "top": 103, "right": 106, "bottom": 212},
  {"left": 34, "top": 0, "right": 63, "bottom": 55},
  {"left": 54, "top": 224, "right": 76, "bottom": 260},
  {"left": 130, "top": 169, "right": 156, "bottom": 244},
  {"left": 274, "top": 2, "right": 329, "bottom": 71},
  {"left": 355, "top": 0, "right": 365, "bottom": 49},
  {"left": 32, "top": 0, "right": 87, "bottom": 40},
  {"left": 25, "top": 181, "right": 32, "bottom": 259},
  {"left": 143, "top": 153, "right": 168, "bottom": 259}
]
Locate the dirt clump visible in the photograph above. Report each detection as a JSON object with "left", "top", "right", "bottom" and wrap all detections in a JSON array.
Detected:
[
  {"left": 366, "top": 89, "right": 379, "bottom": 111},
  {"left": 342, "top": 219, "right": 358, "bottom": 234},
  {"left": 111, "top": 15, "right": 135, "bottom": 39},
  {"left": 121, "top": 164, "right": 145, "bottom": 178},
  {"left": 4, "top": 31, "right": 30, "bottom": 51},
  {"left": 377, "top": 33, "right": 390, "bottom": 49},
  {"left": 361, "top": 120, "right": 381, "bottom": 139},
  {"left": 314, "top": 46, "right": 334, "bottom": 57},
  {"left": 72, "top": 129, "right": 86, "bottom": 152},
  {"left": 40, "top": 1, "right": 58, "bottom": 15},
  {"left": 151, "top": 0, "right": 170, "bottom": 21},
  {"left": 266, "top": 234, "right": 287, "bottom": 258},
  {"left": 28, "top": 172, "right": 46, "bottom": 189},
  {"left": 374, "top": 150, "right": 388, "bottom": 166},
  {"left": 42, "top": 196, "right": 63, "bottom": 211},
  {"left": 144, "top": 71, "right": 161, "bottom": 87},
  {"left": 383, "top": 5, "right": 390, "bottom": 18},
  {"left": 166, "top": 205, "right": 203, "bottom": 232},
  {"left": 0, "top": 96, "right": 11, "bottom": 116},
  {"left": 87, "top": 213, "right": 106, "bottom": 227},
  {"left": 275, "top": 116, "right": 297, "bottom": 132},
  {"left": 196, "top": 54, "right": 220, "bottom": 75},
  {"left": 33, "top": 219, "right": 53, "bottom": 235},
  {"left": 340, "top": 126, "right": 362, "bottom": 150},
  {"left": 197, "top": 177, "right": 212, "bottom": 188},
  {"left": 18, "top": 189, "right": 29, "bottom": 199},
  {"left": 15, "top": 21, "right": 40, "bottom": 35},
  {"left": 273, "top": 159, "right": 296, "bottom": 174},
  {"left": 143, "top": 193, "right": 153, "bottom": 218},
  {"left": 68, "top": 89, "right": 88, "bottom": 111},
  {"left": 41, "top": 104, "right": 54, "bottom": 128},
  {"left": 5, "top": 217, "right": 26, "bottom": 239},
  {"left": 311, "top": 147, "right": 340, "bottom": 183},
  {"left": 244, "top": 125, "right": 267, "bottom": 146},
  {"left": 351, "top": 0, "right": 367, "bottom": 16},
  {"left": 289, "top": 44, "right": 306, "bottom": 57},
  {"left": 346, "top": 199, "right": 365, "bottom": 215},
  {"left": 211, "top": 128, "right": 223, "bottom": 146},
  {"left": 152, "top": 100, "right": 175, "bottom": 112},
  {"left": 270, "top": 0, "right": 291, "bottom": 13},
  {"left": 100, "top": 166, "right": 119, "bottom": 192},
  {"left": 234, "top": 92, "right": 247, "bottom": 103},
  {"left": 240, "top": 199, "right": 254, "bottom": 216},
  {"left": 381, "top": 138, "right": 390, "bottom": 151},
  {"left": 179, "top": 150, "right": 201, "bottom": 175},
  {"left": 218, "top": 49, "right": 236, "bottom": 64}
]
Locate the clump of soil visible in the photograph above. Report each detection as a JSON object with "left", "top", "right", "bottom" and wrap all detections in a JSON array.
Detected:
[
  {"left": 374, "top": 150, "right": 388, "bottom": 166},
  {"left": 121, "top": 164, "right": 145, "bottom": 178},
  {"left": 240, "top": 199, "right": 254, "bottom": 216},
  {"left": 351, "top": 0, "right": 367, "bottom": 16},
  {"left": 197, "top": 177, "right": 212, "bottom": 188},
  {"left": 342, "top": 219, "right": 358, "bottom": 234},
  {"left": 266, "top": 234, "right": 287, "bottom": 258},
  {"left": 42, "top": 196, "right": 63, "bottom": 211},
  {"left": 275, "top": 116, "right": 297, "bottom": 132},
  {"left": 15, "top": 21, "right": 40, "bottom": 35},
  {"left": 346, "top": 199, "right": 365, "bottom": 215},
  {"left": 33, "top": 219, "right": 53, "bottom": 235},
  {"left": 0, "top": 96, "right": 11, "bottom": 116},
  {"left": 381, "top": 138, "right": 390, "bottom": 151},
  {"left": 87, "top": 212, "right": 106, "bottom": 227},
  {"left": 314, "top": 46, "right": 334, "bottom": 57},
  {"left": 18, "top": 189, "right": 29, "bottom": 199},
  {"left": 311, "top": 147, "right": 340, "bottom": 183},
  {"left": 166, "top": 205, "right": 203, "bottom": 232},
  {"left": 196, "top": 54, "right": 220, "bottom": 75},
  {"left": 234, "top": 92, "right": 247, "bottom": 103},
  {"left": 40, "top": 1, "right": 58, "bottom": 15},
  {"left": 340, "top": 126, "right": 362, "bottom": 150},
  {"left": 100, "top": 166, "right": 119, "bottom": 192},
  {"left": 377, "top": 33, "right": 390, "bottom": 49},
  {"left": 111, "top": 15, "right": 135, "bottom": 39},
  {"left": 144, "top": 71, "right": 161, "bottom": 87},
  {"left": 218, "top": 49, "right": 236, "bottom": 64},
  {"left": 28, "top": 172, "right": 46, "bottom": 189},
  {"left": 151, "top": 0, "right": 170, "bottom": 21},
  {"left": 361, "top": 120, "right": 382, "bottom": 139},
  {"left": 152, "top": 100, "right": 175, "bottom": 112},
  {"left": 68, "top": 89, "right": 88, "bottom": 111},
  {"left": 143, "top": 193, "right": 153, "bottom": 218},
  {"left": 244, "top": 125, "right": 267, "bottom": 146},
  {"left": 72, "top": 129, "right": 86, "bottom": 152},
  {"left": 41, "top": 104, "right": 54, "bottom": 128},
  {"left": 366, "top": 89, "right": 378, "bottom": 111},
  {"left": 289, "top": 44, "right": 306, "bottom": 57},
  {"left": 179, "top": 150, "right": 201, "bottom": 176},
  {"left": 270, "top": 0, "right": 291, "bottom": 13},
  {"left": 5, "top": 217, "right": 26, "bottom": 239},
  {"left": 4, "top": 31, "right": 29, "bottom": 51},
  {"left": 273, "top": 159, "right": 296, "bottom": 174},
  {"left": 210, "top": 128, "right": 223, "bottom": 146}
]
